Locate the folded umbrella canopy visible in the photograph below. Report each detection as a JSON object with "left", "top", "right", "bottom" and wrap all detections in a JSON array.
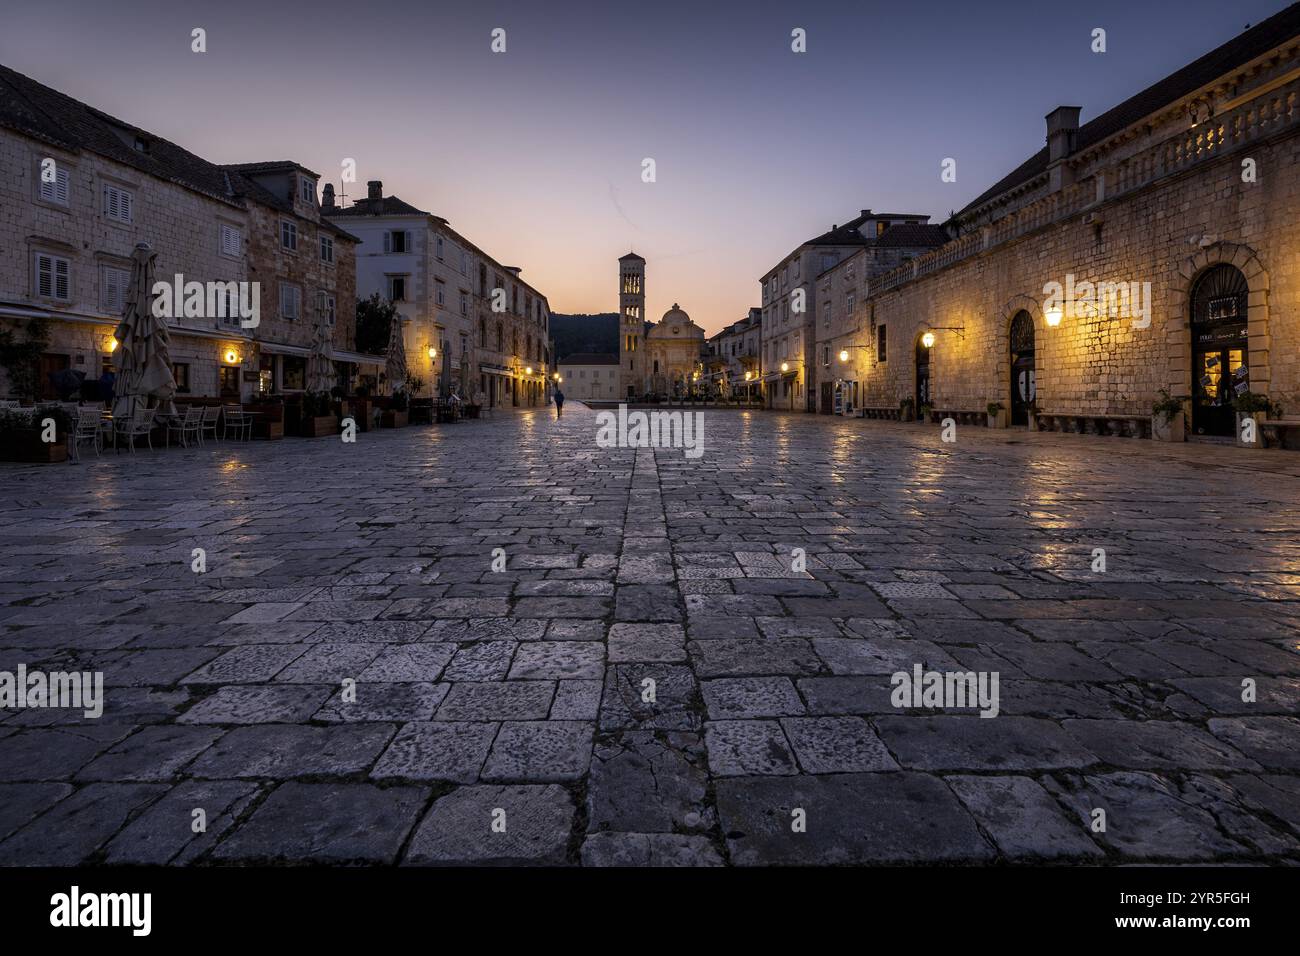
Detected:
[
  {"left": 113, "top": 243, "right": 177, "bottom": 421},
  {"left": 306, "top": 293, "right": 335, "bottom": 393},
  {"left": 385, "top": 314, "right": 408, "bottom": 393}
]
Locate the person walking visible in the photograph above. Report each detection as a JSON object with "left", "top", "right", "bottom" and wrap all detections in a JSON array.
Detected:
[{"left": 554, "top": 385, "right": 565, "bottom": 419}]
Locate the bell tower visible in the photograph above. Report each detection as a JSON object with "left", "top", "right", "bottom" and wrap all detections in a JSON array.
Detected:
[{"left": 618, "top": 252, "right": 645, "bottom": 399}]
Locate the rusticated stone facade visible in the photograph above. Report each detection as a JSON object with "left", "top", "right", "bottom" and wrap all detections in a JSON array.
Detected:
[{"left": 847, "top": 17, "right": 1300, "bottom": 441}]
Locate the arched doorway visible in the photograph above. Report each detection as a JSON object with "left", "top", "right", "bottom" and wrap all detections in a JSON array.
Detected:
[
  {"left": 1190, "top": 264, "right": 1249, "bottom": 436},
  {"left": 1009, "top": 310, "right": 1036, "bottom": 425},
  {"left": 914, "top": 337, "right": 930, "bottom": 420}
]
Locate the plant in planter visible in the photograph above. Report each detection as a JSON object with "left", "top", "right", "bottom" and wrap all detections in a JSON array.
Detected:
[
  {"left": 1231, "top": 391, "right": 1281, "bottom": 447},
  {"left": 382, "top": 389, "right": 410, "bottom": 427},
  {"left": 986, "top": 401, "right": 1008, "bottom": 428},
  {"left": 1151, "top": 389, "right": 1185, "bottom": 443},
  {"left": 919, "top": 403, "right": 933, "bottom": 422},
  {"left": 0, "top": 316, "right": 51, "bottom": 402},
  {"left": 898, "top": 397, "right": 915, "bottom": 421},
  {"left": 297, "top": 390, "right": 338, "bottom": 437},
  {"left": 0, "top": 405, "right": 70, "bottom": 463}
]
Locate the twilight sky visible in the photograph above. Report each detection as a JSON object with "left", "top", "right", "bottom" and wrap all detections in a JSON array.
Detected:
[{"left": 2, "top": 0, "right": 1291, "bottom": 334}]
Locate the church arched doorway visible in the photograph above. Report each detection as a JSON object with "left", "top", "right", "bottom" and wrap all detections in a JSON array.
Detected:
[
  {"left": 1190, "top": 264, "right": 1249, "bottom": 437},
  {"left": 1009, "top": 310, "right": 1036, "bottom": 425}
]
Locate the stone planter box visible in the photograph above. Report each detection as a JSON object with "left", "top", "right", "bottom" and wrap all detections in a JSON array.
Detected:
[
  {"left": 299, "top": 415, "right": 339, "bottom": 438},
  {"left": 381, "top": 410, "right": 408, "bottom": 428},
  {"left": 1236, "top": 411, "right": 1266, "bottom": 448},
  {"left": 987, "top": 408, "right": 1009, "bottom": 428},
  {"left": 1152, "top": 411, "right": 1184, "bottom": 442},
  {"left": 0, "top": 431, "right": 68, "bottom": 463}
]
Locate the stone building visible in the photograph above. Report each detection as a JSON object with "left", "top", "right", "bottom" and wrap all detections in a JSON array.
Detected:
[
  {"left": 557, "top": 353, "right": 621, "bottom": 402},
  {"left": 224, "top": 163, "right": 367, "bottom": 397},
  {"left": 851, "top": 7, "right": 1300, "bottom": 442},
  {"left": 759, "top": 210, "right": 935, "bottom": 411},
  {"left": 706, "top": 308, "right": 762, "bottom": 397},
  {"left": 325, "top": 182, "right": 551, "bottom": 407},
  {"left": 614, "top": 253, "right": 706, "bottom": 398},
  {"left": 0, "top": 63, "right": 375, "bottom": 403},
  {"left": 814, "top": 223, "right": 950, "bottom": 414}
]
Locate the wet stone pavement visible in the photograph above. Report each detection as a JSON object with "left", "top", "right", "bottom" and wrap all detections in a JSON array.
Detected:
[{"left": 1, "top": 404, "right": 1298, "bottom": 866}]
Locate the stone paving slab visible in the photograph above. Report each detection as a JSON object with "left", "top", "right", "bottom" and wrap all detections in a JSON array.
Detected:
[{"left": 2, "top": 410, "right": 1299, "bottom": 865}]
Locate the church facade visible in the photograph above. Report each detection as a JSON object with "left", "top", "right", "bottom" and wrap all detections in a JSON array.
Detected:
[{"left": 616, "top": 252, "right": 706, "bottom": 399}]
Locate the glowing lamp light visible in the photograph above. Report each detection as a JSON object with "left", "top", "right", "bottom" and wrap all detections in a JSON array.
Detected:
[
  {"left": 920, "top": 331, "right": 936, "bottom": 349},
  {"left": 107, "top": 337, "right": 118, "bottom": 353},
  {"left": 838, "top": 349, "right": 849, "bottom": 362},
  {"left": 428, "top": 346, "right": 437, "bottom": 359},
  {"left": 525, "top": 366, "right": 533, "bottom": 375},
  {"left": 1044, "top": 306, "right": 1063, "bottom": 328},
  {"left": 780, "top": 362, "right": 790, "bottom": 373},
  {"left": 224, "top": 350, "right": 240, "bottom": 364}
]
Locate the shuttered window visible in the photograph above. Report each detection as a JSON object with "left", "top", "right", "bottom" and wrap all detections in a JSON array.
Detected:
[
  {"left": 103, "top": 183, "right": 134, "bottom": 223},
  {"left": 39, "top": 165, "right": 71, "bottom": 205},
  {"left": 279, "top": 283, "right": 300, "bottom": 320},
  {"left": 101, "top": 266, "right": 130, "bottom": 314},
  {"left": 36, "top": 253, "right": 71, "bottom": 301},
  {"left": 220, "top": 224, "right": 242, "bottom": 257}
]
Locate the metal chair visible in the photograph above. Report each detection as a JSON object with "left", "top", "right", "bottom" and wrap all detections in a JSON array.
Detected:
[
  {"left": 115, "top": 407, "right": 156, "bottom": 452},
  {"left": 199, "top": 405, "right": 220, "bottom": 444},
  {"left": 72, "top": 406, "right": 102, "bottom": 459},
  {"left": 166, "top": 406, "right": 203, "bottom": 448},
  {"left": 222, "top": 405, "right": 251, "bottom": 441}
]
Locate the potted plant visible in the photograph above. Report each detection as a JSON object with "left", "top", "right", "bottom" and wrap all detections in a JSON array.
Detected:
[
  {"left": 986, "top": 401, "right": 1008, "bottom": 428},
  {"left": 1232, "top": 391, "right": 1279, "bottom": 448},
  {"left": 350, "top": 382, "right": 372, "bottom": 432},
  {"left": 1151, "top": 389, "right": 1185, "bottom": 443},
  {"left": 919, "top": 402, "right": 933, "bottom": 423},
  {"left": 382, "top": 389, "right": 409, "bottom": 428},
  {"left": 298, "top": 390, "right": 338, "bottom": 438},
  {"left": 0, "top": 405, "right": 70, "bottom": 463},
  {"left": 898, "top": 397, "right": 914, "bottom": 422}
]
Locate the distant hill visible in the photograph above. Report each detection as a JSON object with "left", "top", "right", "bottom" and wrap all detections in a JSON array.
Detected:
[{"left": 549, "top": 313, "right": 618, "bottom": 362}]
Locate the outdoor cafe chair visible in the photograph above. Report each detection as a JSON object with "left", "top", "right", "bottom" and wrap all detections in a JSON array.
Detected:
[
  {"left": 222, "top": 405, "right": 252, "bottom": 441},
  {"left": 166, "top": 406, "right": 203, "bottom": 448},
  {"left": 115, "top": 407, "right": 156, "bottom": 452},
  {"left": 199, "top": 405, "right": 220, "bottom": 444},
  {"left": 71, "top": 406, "right": 102, "bottom": 459}
]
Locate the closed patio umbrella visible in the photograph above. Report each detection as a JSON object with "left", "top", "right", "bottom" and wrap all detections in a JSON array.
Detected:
[
  {"left": 307, "top": 293, "right": 335, "bottom": 393},
  {"left": 385, "top": 315, "right": 408, "bottom": 393},
  {"left": 113, "top": 242, "right": 177, "bottom": 421}
]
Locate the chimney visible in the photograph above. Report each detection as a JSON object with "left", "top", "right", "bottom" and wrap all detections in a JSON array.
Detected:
[
  {"left": 367, "top": 180, "right": 383, "bottom": 201},
  {"left": 1045, "top": 106, "right": 1081, "bottom": 191},
  {"left": 860, "top": 209, "right": 872, "bottom": 218},
  {"left": 321, "top": 183, "right": 336, "bottom": 211}
]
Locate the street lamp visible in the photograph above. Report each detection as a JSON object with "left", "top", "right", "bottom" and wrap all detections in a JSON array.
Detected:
[
  {"left": 1044, "top": 306, "right": 1063, "bottom": 327},
  {"left": 780, "top": 362, "right": 789, "bottom": 373},
  {"left": 921, "top": 331, "right": 936, "bottom": 349},
  {"left": 838, "top": 349, "right": 849, "bottom": 362},
  {"left": 428, "top": 346, "right": 437, "bottom": 359}
]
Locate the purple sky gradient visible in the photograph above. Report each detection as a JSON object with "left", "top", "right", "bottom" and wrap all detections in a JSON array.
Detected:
[{"left": 2, "top": 0, "right": 1290, "bottom": 334}]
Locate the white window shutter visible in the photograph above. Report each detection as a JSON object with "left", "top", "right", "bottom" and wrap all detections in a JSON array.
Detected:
[
  {"left": 55, "top": 258, "right": 69, "bottom": 300},
  {"left": 383, "top": 232, "right": 391, "bottom": 253},
  {"left": 37, "top": 254, "right": 52, "bottom": 297},
  {"left": 56, "top": 168, "right": 69, "bottom": 205}
]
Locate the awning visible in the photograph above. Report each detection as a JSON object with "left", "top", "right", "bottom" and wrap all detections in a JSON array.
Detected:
[{"left": 480, "top": 363, "right": 511, "bottom": 376}]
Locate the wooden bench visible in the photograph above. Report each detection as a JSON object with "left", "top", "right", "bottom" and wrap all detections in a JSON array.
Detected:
[{"left": 1034, "top": 412, "right": 1152, "bottom": 439}]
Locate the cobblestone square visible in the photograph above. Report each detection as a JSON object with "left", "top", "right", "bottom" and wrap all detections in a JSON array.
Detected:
[{"left": 1, "top": 407, "right": 1298, "bottom": 865}]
